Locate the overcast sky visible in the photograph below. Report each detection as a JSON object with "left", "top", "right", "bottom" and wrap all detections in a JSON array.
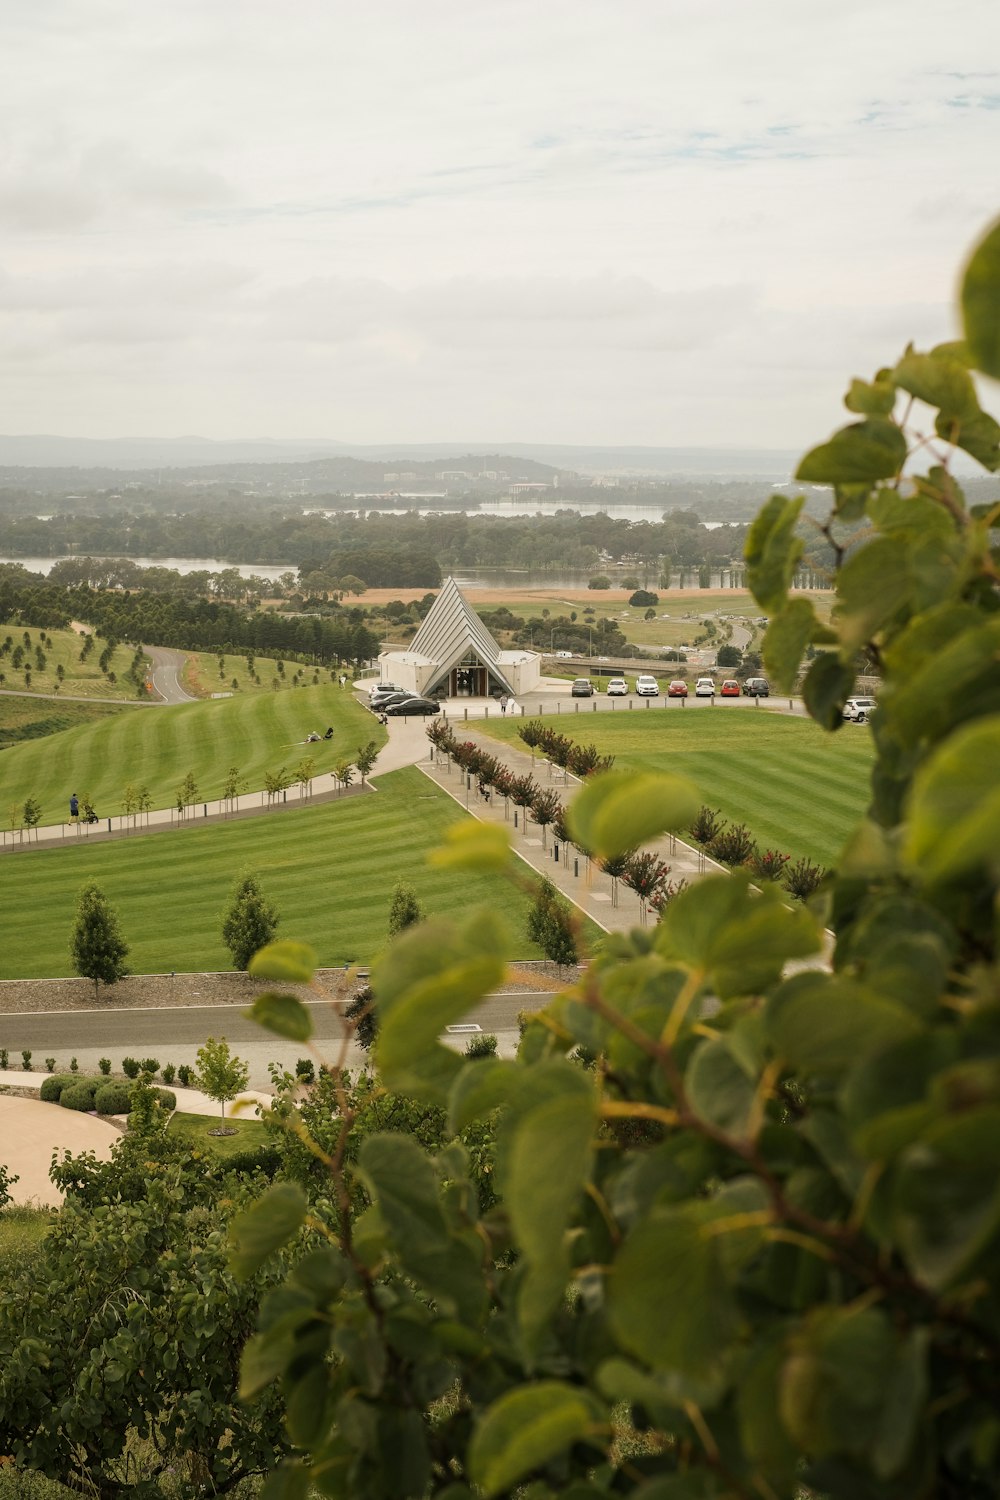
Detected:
[{"left": 1, "top": 0, "right": 999, "bottom": 450}]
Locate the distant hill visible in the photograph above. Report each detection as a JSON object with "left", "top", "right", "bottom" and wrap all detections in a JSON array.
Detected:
[{"left": 0, "top": 434, "right": 799, "bottom": 479}]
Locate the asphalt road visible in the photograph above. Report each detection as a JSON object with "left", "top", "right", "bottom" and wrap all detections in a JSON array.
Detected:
[
  {"left": 144, "top": 644, "right": 198, "bottom": 703},
  {"left": 0, "top": 992, "right": 540, "bottom": 1083}
]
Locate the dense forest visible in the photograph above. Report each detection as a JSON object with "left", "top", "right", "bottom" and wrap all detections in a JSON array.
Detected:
[{"left": 0, "top": 505, "right": 752, "bottom": 578}]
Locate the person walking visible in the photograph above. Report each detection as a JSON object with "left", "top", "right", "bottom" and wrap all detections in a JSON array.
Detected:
[
  {"left": 500, "top": 694, "right": 509, "bottom": 716},
  {"left": 69, "top": 793, "right": 79, "bottom": 822}
]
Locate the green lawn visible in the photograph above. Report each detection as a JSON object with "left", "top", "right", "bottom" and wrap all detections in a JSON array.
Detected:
[
  {"left": 0, "top": 696, "right": 127, "bottom": 749},
  {"left": 481, "top": 707, "right": 875, "bottom": 869},
  {"left": 0, "top": 766, "right": 585, "bottom": 977},
  {"left": 0, "top": 683, "right": 383, "bottom": 823},
  {"left": 167, "top": 1112, "right": 269, "bottom": 1155},
  {"left": 0, "top": 1203, "right": 53, "bottom": 1285}
]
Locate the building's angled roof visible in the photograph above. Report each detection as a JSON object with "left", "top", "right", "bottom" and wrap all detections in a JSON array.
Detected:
[{"left": 408, "top": 576, "right": 513, "bottom": 693}]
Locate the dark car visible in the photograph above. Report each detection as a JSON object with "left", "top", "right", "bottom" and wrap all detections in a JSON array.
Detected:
[
  {"left": 385, "top": 696, "right": 441, "bottom": 716},
  {"left": 371, "top": 690, "right": 414, "bottom": 710},
  {"left": 742, "top": 678, "right": 770, "bottom": 697},
  {"left": 571, "top": 678, "right": 595, "bottom": 697}
]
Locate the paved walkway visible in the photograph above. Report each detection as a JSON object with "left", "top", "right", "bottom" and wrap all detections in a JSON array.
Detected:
[{"left": 419, "top": 723, "right": 725, "bottom": 938}]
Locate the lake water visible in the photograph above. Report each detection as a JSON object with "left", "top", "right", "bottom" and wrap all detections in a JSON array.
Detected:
[
  {"left": 311, "top": 498, "right": 736, "bottom": 526},
  {"left": 0, "top": 554, "right": 293, "bottom": 582}
]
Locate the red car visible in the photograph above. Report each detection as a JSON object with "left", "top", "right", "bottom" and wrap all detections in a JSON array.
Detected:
[
  {"left": 667, "top": 680, "right": 688, "bottom": 697},
  {"left": 720, "top": 680, "right": 740, "bottom": 697}
]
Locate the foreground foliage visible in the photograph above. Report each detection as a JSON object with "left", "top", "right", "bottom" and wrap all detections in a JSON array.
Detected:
[{"left": 230, "top": 217, "right": 1000, "bottom": 1499}]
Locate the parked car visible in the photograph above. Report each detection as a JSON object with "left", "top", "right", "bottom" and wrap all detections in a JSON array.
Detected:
[
  {"left": 720, "top": 680, "right": 740, "bottom": 697},
  {"left": 368, "top": 680, "right": 403, "bottom": 697},
  {"left": 606, "top": 677, "right": 628, "bottom": 696},
  {"left": 742, "top": 677, "right": 770, "bottom": 697},
  {"left": 385, "top": 696, "right": 441, "bottom": 716},
  {"left": 571, "top": 678, "right": 595, "bottom": 697},
  {"left": 695, "top": 677, "right": 715, "bottom": 697},
  {"left": 555, "top": 650, "right": 574, "bottom": 659},
  {"left": 667, "top": 679, "right": 688, "bottom": 697},
  {"left": 635, "top": 674, "right": 659, "bottom": 696},
  {"left": 371, "top": 690, "right": 414, "bottom": 710},
  {"left": 843, "top": 696, "right": 876, "bottom": 723}
]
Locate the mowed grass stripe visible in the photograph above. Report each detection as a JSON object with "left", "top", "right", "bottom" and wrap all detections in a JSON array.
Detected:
[
  {"left": 0, "top": 687, "right": 383, "bottom": 822},
  {"left": 480, "top": 708, "right": 874, "bottom": 868},
  {"left": 0, "top": 767, "right": 585, "bottom": 978}
]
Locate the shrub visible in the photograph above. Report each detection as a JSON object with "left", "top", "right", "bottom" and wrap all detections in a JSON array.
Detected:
[
  {"left": 214, "top": 1145, "right": 283, "bottom": 1179},
  {"left": 20, "top": 1050, "right": 31, "bottom": 1071},
  {"left": 784, "top": 857, "right": 828, "bottom": 900},
  {"left": 526, "top": 878, "right": 579, "bottom": 965},
  {"left": 160, "top": 1063, "right": 176, "bottom": 1086},
  {"left": 141, "top": 1058, "right": 160, "bottom": 1076},
  {"left": 295, "top": 1058, "right": 316, "bottom": 1084},
  {"left": 153, "top": 1088, "right": 177, "bottom": 1111},
  {"left": 0, "top": 1048, "right": 6, "bottom": 1069},
  {"left": 121, "top": 1057, "right": 140, "bottom": 1079},
  {"left": 94, "top": 1082, "right": 132, "bottom": 1115},
  {"left": 40, "top": 1074, "right": 77, "bottom": 1103},
  {"left": 98, "top": 1057, "right": 111, "bottom": 1075},
  {"left": 0, "top": 1162, "right": 19, "bottom": 1211},
  {"left": 749, "top": 847, "right": 791, "bottom": 882},
  {"left": 465, "top": 1034, "right": 498, "bottom": 1059},
  {"left": 689, "top": 805, "right": 725, "bottom": 846},
  {"left": 177, "top": 1064, "right": 193, "bottom": 1087},
  {"left": 708, "top": 822, "right": 757, "bottom": 866},
  {"left": 44, "top": 1058, "right": 56, "bottom": 1073},
  {"left": 69, "top": 1057, "right": 79, "bottom": 1073},
  {"left": 60, "top": 1082, "right": 97, "bottom": 1112}
]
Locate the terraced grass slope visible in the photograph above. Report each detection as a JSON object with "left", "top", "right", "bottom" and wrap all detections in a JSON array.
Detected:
[
  {"left": 0, "top": 767, "right": 583, "bottom": 978},
  {"left": 0, "top": 697, "right": 126, "bottom": 750},
  {"left": 0, "top": 685, "right": 383, "bottom": 823},
  {"left": 481, "top": 708, "right": 875, "bottom": 869}
]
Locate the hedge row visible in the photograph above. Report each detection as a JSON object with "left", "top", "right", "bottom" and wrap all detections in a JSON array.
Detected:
[{"left": 38, "top": 1073, "right": 176, "bottom": 1114}]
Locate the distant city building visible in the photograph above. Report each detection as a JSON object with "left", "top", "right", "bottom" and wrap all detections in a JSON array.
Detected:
[
  {"left": 509, "top": 482, "right": 552, "bottom": 495},
  {"left": 377, "top": 577, "right": 541, "bottom": 699},
  {"left": 435, "top": 470, "right": 470, "bottom": 480}
]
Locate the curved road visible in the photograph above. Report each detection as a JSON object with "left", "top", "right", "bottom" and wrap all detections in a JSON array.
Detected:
[{"left": 144, "top": 645, "right": 198, "bottom": 703}]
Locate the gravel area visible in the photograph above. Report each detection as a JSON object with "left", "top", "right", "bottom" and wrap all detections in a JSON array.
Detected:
[{"left": 0, "top": 962, "right": 582, "bottom": 1016}]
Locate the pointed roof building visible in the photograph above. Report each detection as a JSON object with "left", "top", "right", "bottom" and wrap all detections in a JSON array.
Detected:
[{"left": 376, "top": 577, "right": 541, "bottom": 701}]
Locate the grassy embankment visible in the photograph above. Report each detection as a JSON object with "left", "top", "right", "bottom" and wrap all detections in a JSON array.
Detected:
[
  {"left": 0, "top": 683, "right": 382, "bottom": 823},
  {"left": 0, "top": 626, "right": 144, "bottom": 700},
  {"left": 481, "top": 707, "right": 874, "bottom": 870},
  {"left": 0, "top": 765, "right": 592, "bottom": 977}
]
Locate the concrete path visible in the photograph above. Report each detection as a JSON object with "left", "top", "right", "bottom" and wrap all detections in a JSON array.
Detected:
[{"left": 0, "top": 1094, "right": 118, "bottom": 1207}]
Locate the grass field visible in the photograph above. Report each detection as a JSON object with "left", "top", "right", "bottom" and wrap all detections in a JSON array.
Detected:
[
  {"left": 0, "top": 696, "right": 126, "bottom": 750},
  {"left": 167, "top": 1112, "right": 268, "bottom": 1155},
  {"left": 0, "top": 766, "right": 591, "bottom": 977},
  {"left": 0, "top": 683, "right": 382, "bottom": 823},
  {"left": 480, "top": 708, "right": 875, "bottom": 869},
  {"left": 0, "top": 1203, "right": 52, "bottom": 1283},
  {"left": 180, "top": 646, "right": 342, "bottom": 698},
  {"left": 0, "top": 626, "right": 145, "bottom": 700}
]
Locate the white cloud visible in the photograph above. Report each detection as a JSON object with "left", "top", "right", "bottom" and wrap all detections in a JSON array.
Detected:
[{"left": 0, "top": 0, "right": 997, "bottom": 444}]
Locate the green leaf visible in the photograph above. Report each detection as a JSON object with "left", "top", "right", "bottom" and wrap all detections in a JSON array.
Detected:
[
  {"left": 375, "top": 910, "right": 508, "bottom": 1100},
  {"left": 778, "top": 1306, "right": 895, "bottom": 1458},
  {"left": 468, "top": 1382, "right": 605, "bottom": 1497},
  {"left": 229, "top": 1182, "right": 307, "bottom": 1279},
  {"left": 244, "top": 991, "right": 313, "bottom": 1043},
  {"left": 763, "top": 599, "right": 830, "bottom": 694},
  {"left": 657, "top": 875, "right": 821, "bottom": 1001},
  {"left": 567, "top": 770, "right": 699, "bottom": 862},
  {"left": 248, "top": 940, "right": 317, "bottom": 985},
  {"left": 934, "top": 406, "right": 1000, "bottom": 471},
  {"left": 608, "top": 1207, "right": 741, "bottom": 1385},
  {"left": 904, "top": 715, "right": 1000, "bottom": 883},
  {"left": 744, "top": 494, "right": 804, "bottom": 613},
  {"left": 259, "top": 1463, "right": 311, "bottom": 1500},
  {"left": 961, "top": 213, "right": 1000, "bottom": 379},
  {"left": 801, "top": 651, "right": 858, "bottom": 731},
  {"left": 428, "top": 819, "right": 513, "bottom": 874},
  {"left": 894, "top": 347, "right": 979, "bottom": 419},
  {"left": 285, "top": 1365, "right": 331, "bottom": 1448},
  {"left": 796, "top": 418, "right": 906, "bottom": 484},
  {"left": 893, "top": 1108, "right": 1000, "bottom": 1290},
  {"left": 871, "top": 1329, "right": 929, "bottom": 1479},
  {"left": 685, "top": 1036, "right": 756, "bottom": 1138},
  {"left": 844, "top": 374, "right": 896, "bottom": 416},
  {"left": 448, "top": 1056, "right": 518, "bottom": 1133},
  {"left": 832, "top": 536, "right": 913, "bottom": 653},
  {"left": 764, "top": 973, "right": 922, "bottom": 1075},
  {"left": 356, "top": 1133, "right": 486, "bottom": 1320}
]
